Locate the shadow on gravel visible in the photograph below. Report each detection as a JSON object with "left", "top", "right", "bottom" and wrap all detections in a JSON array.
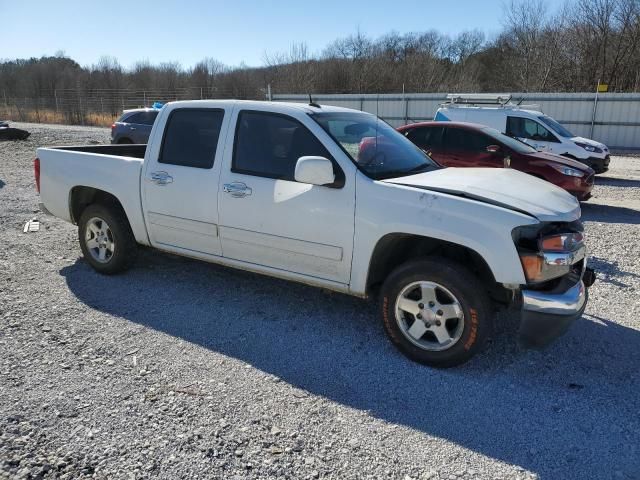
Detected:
[
  {"left": 0, "top": 179, "right": 5, "bottom": 189},
  {"left": 596, "top": 176, "right": 640, "bottom": 188},
  {"left": 588, "top": 256, "right": 640, "bottom": 288},
  {"left": 581, "top": 202, "right": 640, "bottom": 224},
  {"left": 60, "top": 253, "right": 640, "bottom": 480}
]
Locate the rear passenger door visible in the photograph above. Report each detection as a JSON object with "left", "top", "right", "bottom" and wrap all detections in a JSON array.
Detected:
[
  {"left": 142, "top": 107, "right": 230, "bottom": 256},
  {"left": 126, "top": 111, "right": 158, "bottom": 144},
  {"left": 217, "top": 107, "right": 355, "bottom": 285},
  {"left": 442, "top": 127, "right": 502, "bottom": 168}
]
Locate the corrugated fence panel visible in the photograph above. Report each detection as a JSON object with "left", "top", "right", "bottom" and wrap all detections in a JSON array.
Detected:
[{"left": 273, "top": 92, "right": 640, "bottom": 150}]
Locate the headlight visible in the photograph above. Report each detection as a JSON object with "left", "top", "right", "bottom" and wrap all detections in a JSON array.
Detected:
[
  {"left": 539, "top": 232, "right": 584, "bottom": 252},
  {"left": 575, "top": 142, "right": 602, "bottom": 153},
  {"left": 549, "top": 163, "right": 584, "bottom": 177},
  {"left": 517, "top": 230, "right": 585, "bottom": 283}
]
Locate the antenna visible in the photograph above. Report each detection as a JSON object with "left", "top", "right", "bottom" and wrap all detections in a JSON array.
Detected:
[{"left": 308, "top": 94, "right": 321, "bottom": 108}]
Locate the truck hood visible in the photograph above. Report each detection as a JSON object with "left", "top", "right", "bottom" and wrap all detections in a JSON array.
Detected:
[{"left": 383, "top": 167, "right": 581, "bottom": 222}]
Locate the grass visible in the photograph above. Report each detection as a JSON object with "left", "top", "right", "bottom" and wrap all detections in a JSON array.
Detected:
[{"left": 0, "top": 108, "right": 116, "bottom": 127}]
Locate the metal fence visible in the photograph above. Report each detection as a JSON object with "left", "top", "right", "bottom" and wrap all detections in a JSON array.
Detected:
[{"left": 273, "top": 92, "right": 640, "bottom": 150}]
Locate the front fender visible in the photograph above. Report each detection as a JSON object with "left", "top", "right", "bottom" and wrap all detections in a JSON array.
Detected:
[{"left": 349, "top": 175, "right": 539, "bottom": 295}]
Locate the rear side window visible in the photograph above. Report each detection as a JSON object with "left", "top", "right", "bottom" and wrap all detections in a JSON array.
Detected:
[
  {"left": 124, "top": 111, "right": 158, "bottom": 125},
  {"left": 233, "top": 110, "right": 333, "bottom": 181},
  {"left": 159, "top": 109, "right": 224, "bottom": 169},
  {"left": 444, "top": 128, "right": 492, "bottom": 151},
  {"left": 406, "top": 126, "right": 444, "bottom": 150}
]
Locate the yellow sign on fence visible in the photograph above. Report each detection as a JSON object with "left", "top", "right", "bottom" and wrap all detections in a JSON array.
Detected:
[{"left": 597, "top": 83, "right": 609, "bottom": 92}]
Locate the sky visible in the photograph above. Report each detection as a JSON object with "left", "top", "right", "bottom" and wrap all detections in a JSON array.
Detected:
[{"left": 0, "top": 0, "right": 564, "bottom": 69}]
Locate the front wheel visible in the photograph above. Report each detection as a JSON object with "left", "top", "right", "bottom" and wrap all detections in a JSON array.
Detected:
[
  {"left": 78, "top": 204, "right": 137, "bottom": 274},
  {"left": 380, "top": 258, "right": 493, "bottom": 367}
]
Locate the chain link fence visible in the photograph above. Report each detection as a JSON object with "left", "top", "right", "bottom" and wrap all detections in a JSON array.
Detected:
[{"left": 0, "top": 86, "right": 269, "bottom": 126}]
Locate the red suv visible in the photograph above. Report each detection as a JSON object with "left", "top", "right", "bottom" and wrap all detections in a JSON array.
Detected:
[{"left": 398, "top": 121, "right": 595, "bottom": 201}]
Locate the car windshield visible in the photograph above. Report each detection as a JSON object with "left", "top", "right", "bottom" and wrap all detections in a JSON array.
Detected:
[
  {"left": 310, "top": 111, "right": 439, "bottom": 180},
  {"left": 481, "top": 126, "right": 538, "bottom": 154},
  {"left": 538, "top": 115, "right": 574, "bottom": 138}
]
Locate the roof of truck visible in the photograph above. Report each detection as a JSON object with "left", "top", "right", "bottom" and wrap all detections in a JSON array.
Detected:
[{"left": 165, "top": 99, "right": 363, "bottom": 114}]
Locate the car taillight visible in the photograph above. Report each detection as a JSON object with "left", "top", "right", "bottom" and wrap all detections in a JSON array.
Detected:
[
  {"left": 34, "top": 157, "right": 40, "bottom": 193},
  {"left": 111, "top": 123, "right": 116, "bottom": 134}
]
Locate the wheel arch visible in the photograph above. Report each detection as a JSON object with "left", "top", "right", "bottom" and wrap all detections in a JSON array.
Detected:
[
  {"left": 69, "top": 186, "right": 129, "bottom": 226},
  {"left": 365, "top": 233, "right": 510, "bottom": 304}
]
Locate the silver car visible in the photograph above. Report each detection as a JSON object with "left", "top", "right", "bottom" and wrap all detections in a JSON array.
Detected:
[{"left": 110, "top": 108, "right": 159, "bottom": 144}]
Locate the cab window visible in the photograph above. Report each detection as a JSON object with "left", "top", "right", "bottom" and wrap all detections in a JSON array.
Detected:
[
  {"left": 507, "top": 116, "right": 559, "bottom": 143},
  {"left": 233, "top": 110, "right": 344, "bottom": 186},
  {"left": 406, "top": 126, "right": 444, "bottom": 150},
  {"left": 443, "top": 128, "right": 492, "bottom": 151}
]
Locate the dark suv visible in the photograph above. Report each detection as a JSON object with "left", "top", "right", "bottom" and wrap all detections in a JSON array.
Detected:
[{"left": 110, "top": 108, "right": 159, "bottom": 144}]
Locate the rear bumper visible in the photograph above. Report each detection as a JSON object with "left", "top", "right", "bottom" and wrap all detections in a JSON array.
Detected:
[{"left": 518, "top": 267, "right": 595, "bottom": 348}]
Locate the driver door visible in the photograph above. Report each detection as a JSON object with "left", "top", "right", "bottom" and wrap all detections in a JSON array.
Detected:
[
  {"left": 217, "top": 107, "right": 355, "bottom": 285},
  {"left": 506, "top": 116, "right": 560, "bottom": 153}
]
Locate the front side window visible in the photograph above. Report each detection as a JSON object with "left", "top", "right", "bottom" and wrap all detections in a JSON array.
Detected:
[
  {"left": 481, "top": 127, "right": 537, "bottom": 154},
  {"left": 233, "top": 110, "right": 335, "bottom": 181},
  {"left": 159, "top": 109, "right": 224, "bottom": 169},
  {"left": 311, "top": 111, "right": 439, "bottom": 180},
  {"left": 538, "top": 115, "right": 574, "bottom": 138},
  {"left": 444, "top": 128, "right": 492, "bottom": 151},
  {"left": 507, "top": 116, "right": 559, "bottom": 143}
]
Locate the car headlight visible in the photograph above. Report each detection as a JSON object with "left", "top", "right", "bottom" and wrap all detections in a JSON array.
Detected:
[
  {"left": 575, "top": 142, "right": 602, "bottom": 153},
  {"left": 549, "top": 163, "right": 584, "bottom": 177}
]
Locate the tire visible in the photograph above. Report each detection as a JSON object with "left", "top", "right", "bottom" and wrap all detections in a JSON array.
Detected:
[
  {"left": 380, "top": 257, "right": 492, "bottom": 367},
  {"left": 117, "top": 138, "right": 133, "bottom": 144},
  {"left": 78, "top": 203, "right": 137, "bottom": 274}
]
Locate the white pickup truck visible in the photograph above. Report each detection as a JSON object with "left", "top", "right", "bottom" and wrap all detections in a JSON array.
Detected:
[{"left": 35, "top": 100, "right": 595, "bottom": 367}]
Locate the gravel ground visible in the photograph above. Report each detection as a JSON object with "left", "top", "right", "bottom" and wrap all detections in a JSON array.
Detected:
[{"left": 1, "top": 123, "right": 639, "bottom": 480}]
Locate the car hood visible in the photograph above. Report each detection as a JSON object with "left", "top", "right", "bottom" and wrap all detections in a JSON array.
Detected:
[
  {"left": 383, "top": 167, "right": 581, "bottom": 222},
  {"left": 571, "top": 136, "right": 608, "bottom": 151},
  {"left": 525, "top": 151, "right": 594, "bottom": 172}
]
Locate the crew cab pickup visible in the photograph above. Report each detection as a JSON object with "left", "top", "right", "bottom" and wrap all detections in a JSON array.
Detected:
[{"left": 35, "top": 100, "right": 595, "bottom": 367}]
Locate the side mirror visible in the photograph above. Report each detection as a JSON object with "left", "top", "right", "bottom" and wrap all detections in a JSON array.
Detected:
[
  {"left": 294, "top": 156, "right": 335, "bottom": 186},
  {"left": 486, "top": 144, "right": 502, "bottom": 154}
]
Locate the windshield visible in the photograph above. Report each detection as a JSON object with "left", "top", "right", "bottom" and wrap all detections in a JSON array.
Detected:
[
  {"left": 538, "top": 115, "right": 574, "bottom": 138},
  {"left": 310, "top": 111, "right": 439, "bottom": 180},
  {"left": 481, "top": 127, "right": 538, "bottom": 154}
]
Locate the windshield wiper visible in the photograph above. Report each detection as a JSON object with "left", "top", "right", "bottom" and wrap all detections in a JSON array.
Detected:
[{"left": 378, "top": 163, "right": 433, "bottom": 179}]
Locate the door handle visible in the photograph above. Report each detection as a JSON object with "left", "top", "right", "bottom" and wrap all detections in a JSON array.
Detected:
[
  {"left": 130, "top": 127, "right": 136, "bottom": 131},
  {"left": 149, "top": 171, "right": 173, "bottom": 186},
  {"left": 223, "top": 182, "right": 252, "bottom": 198}
]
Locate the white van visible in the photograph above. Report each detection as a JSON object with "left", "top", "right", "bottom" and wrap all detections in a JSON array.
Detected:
[{"left": 434, "top": 94, "right": 610, "bottom": 173}]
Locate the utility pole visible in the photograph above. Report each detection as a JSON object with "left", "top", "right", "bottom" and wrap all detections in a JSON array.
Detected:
[
  {"left": 267, "top": 84, "right": 272, "bottom": 101},
  {"left": 54, "top": 89, "right": 59, "bottom": 113}
]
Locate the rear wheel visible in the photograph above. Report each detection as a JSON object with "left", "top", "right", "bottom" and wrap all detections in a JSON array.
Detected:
[
  {"left": 117, "top": 138, "right": 133, "bottom": 144},
  {"left": 78, "top": 204, "right": 137, "bottom": 274},
  {"left": 380, "top": 258, "right": 492, "bottom": 367}
]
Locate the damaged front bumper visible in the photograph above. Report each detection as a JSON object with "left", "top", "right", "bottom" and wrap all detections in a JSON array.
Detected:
[{"left": 518, "top": 266, "right": 595, "bottom": 348}]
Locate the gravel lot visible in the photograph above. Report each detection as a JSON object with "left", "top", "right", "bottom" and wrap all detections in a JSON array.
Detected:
[{"left": 1, "top": 123, "right": 639, "bottom": 480}]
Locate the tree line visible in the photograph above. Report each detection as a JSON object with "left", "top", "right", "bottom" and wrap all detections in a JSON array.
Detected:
[{"left": 1, "top": 0, "right": 639, "bottom": 124}]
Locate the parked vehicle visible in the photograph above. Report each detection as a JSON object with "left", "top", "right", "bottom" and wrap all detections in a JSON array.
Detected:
[
  {"left": 0, "top": 121, "right": 30, "bottom": 141},
  {"left": 398, "top": 121, "right": 595, "bottom": 201},
  {"left": 435, "top": 94, "right": 610, "bottom": 173},
  {"left": 35, "top": 100, "right": 594, "bottom": 367},
  {"left": 110, "top": 108, "right": 160, "bottom": 144}
]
